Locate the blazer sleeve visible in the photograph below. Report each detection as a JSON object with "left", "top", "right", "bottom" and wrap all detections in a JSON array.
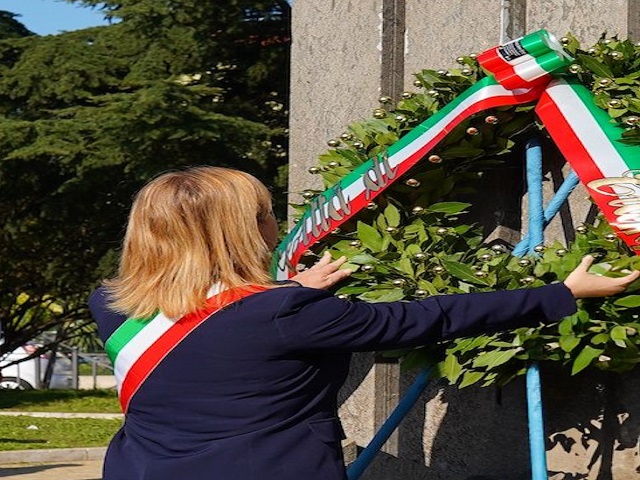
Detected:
[
  {"left": 88, "top": 287, "right": 128, "bottom": 344},
  {"left": 272, "top": 283, "right": 576, "bottom": 352}
]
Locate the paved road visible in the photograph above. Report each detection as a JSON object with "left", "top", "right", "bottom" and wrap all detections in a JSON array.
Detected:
[
  {"left": 78, "top": 375, "right": 116, "bottom": 390},
  {"left": 0, "top": 460, "right": 102, "bottom": 479}
]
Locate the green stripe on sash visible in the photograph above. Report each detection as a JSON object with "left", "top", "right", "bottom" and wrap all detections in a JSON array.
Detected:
[{"left": 105, "top": 316, "right": 154, "bottom": 364}]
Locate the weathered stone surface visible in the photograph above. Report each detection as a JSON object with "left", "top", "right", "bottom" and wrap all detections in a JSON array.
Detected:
[
  {"left": 288, "top": 0, "right": 384, "bottom": 210},
  {"left": 527, "top": 0, "right": 629, "bottom": 45},
  {"left": 354, "top": 368, "right": 640, "bottom": 479},
  {"left": 339, "top": 353, "right": 377, "bottom": 446},
  {"left": 404, "top": 0, "right": 503, "bottom": 80}
]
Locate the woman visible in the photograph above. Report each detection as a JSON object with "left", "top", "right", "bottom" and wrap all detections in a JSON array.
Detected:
[{"left": 89, "top": 166, "right": 638, "bottom": 480}]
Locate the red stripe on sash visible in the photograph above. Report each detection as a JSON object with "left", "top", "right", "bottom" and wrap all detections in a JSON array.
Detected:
[{"left": 119, "top": 286, "right": 267, "bottom": 413}]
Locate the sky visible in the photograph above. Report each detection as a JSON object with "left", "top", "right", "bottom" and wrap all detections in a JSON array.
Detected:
[{"left": 1, "top": 0, "right": 111, "bottom": 35}]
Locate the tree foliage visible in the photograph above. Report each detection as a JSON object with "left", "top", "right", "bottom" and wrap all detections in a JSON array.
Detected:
[
  {"left": 0, "top": 11, "right": 34, "bottom": 39},
  {"left": 0, "top": 1, "right": 290, "bottom": 357},
  {"left": 299, "top": 33, "right": 640, "bottom": 388}
]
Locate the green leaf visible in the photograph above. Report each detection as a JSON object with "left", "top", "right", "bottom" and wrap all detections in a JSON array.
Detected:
[
  {"left": 417, "top": 280, "right": 439, "bottom": 295},
  {"left": 348, "top": 123, "right": 370, "bottom": 141},
  {"left": 366, "top": 119, "right": 393, "bottom": 133},
  {"left": 358, "top": 288, "right": 406, "bottom": 303},
  {"left": 336, "top": 149, "right": 366, "bottom": 166},
  {"left": 426, "top": 202, "right": 471, "bottom": 215},
  {"left": 626, "top": 97, "right": 640, "bottom": 111},
  {"left": 593, "top": 91, "right": 612, "bottom": 109},
  {"left": 608, "top": 107, "right": 628, "bottom": 118},
  {"left": 375, "top": 132, "right": 399, "bottom": 146},
  {"left": 610, "top": 325, "right": 628, "bottom": 348},
  {"left": 591, "top": 333, "right": 609, "bottom": 345},
  {"left": 577, "top": 54, "right": 613, "bottom": 77},
  {"left": 613, "top": 295, "right": 640, "bottom": 308},
  {"left": 472, "top": 349, "right": 518, "bottom": 368},
  {"left": 395, "top": 257, "right": 414, "bottom": 276},
  {"left": 559, "top": 334, "right": 580, "bottom": 353},
  {"left": 384, "top": 204, "right": 401, "bottom": 227},
  {"left": 572, "top": 345, "right": 604, "bottom": 375},
  {"left": 404, "top": 244, "right": 422, "bottom": 256},
  {"left": 439, "top": 354, "right": 463, "bottom": 383},
  {"left": 415, "top": 70, "right": 444, "bottom": 86},
  {"left": 458, "top": 371, "right": 485, "bottom": 388},
  {"left": 441, "top": 259, "right": 490, "bottom": 285},
  {"left": 341, "top": 262, "right": 360, "bottom": 273},
  {"left": 588, "top": 263, "right": 613, "bottom": 276},
  {"left": 335, "top": 286, "right": 371, "bottom": 295},
  {"left": 357, "top": 221, "right": 383, "bottom": 252},
  {"left": 558, "top": 316, "right": 577, "bottom": 335},
  {"left": 349, "top": 253, "right": 378, "bottom": 265}
]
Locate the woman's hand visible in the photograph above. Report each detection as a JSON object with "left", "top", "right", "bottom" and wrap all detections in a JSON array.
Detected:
[
  {"left": 564, "top": 255, "right": 640, "bottom": 298},
  {"left": 291, "top": 252, "right": 353, "bottom": 290}
]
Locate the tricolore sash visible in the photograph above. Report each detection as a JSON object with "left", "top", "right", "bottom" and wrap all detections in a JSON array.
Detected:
[{"left": 105, "top": 285, "right": 266, "bottom": 413}]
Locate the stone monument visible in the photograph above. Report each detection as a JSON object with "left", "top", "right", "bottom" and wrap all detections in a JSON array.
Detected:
[{"left": 288, "top": 1, "right": 640, "bottom": 478}]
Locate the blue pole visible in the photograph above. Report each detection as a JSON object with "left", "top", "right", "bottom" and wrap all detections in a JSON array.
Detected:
[
  {"left": 346, "top": 368, "right": 431, "bottom": 480},
  {"left": 512, "top": 170, "right": 579, "bottom": 257},
  {"left": 522, "top": 137, "right": 548, "bottom": 480},
  {"left": 526, "top": 364, "right": 548, "bottom": 480},
  {"left": 524, "top": 138, "right": 545, "bottom": 253}
]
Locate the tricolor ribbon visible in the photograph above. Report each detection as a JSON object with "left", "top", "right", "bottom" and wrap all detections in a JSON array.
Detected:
[
  {"left": 536, "top": 79, "right": 640, "bottom": 248},
  {"left": 477, "top": 30, "right": 572, "bottom": 89},
  {"left": 272, "top": 30, "right": 640, "bottom": 279},
  {"left": 105, "top": 285, "right": 266, "bottom": 413}
]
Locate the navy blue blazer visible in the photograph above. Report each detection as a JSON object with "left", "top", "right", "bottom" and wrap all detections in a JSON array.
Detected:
[{"left": 89, "top": 283, "right": 576, "bottom": 480}]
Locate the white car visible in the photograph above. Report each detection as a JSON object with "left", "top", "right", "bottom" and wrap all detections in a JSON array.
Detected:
[{"left": 0, "top": 344, "right": 74, "bottom": 390}]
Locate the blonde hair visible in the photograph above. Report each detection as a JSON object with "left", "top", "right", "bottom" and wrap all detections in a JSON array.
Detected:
[{"left": 104, "top": 166, "right": 275, "bottom": 319}]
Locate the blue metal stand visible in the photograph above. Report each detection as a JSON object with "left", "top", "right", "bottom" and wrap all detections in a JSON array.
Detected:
[
  {"left": 346, "top": 368, "right": 431, "bottom": 480},
  {"left": 518, "top": 137, "right": 577, "bottom": 480}
]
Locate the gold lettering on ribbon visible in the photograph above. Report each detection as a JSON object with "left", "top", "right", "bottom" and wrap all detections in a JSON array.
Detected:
[
  {"left": 275, "top": 152, "right": 394, "bottom": 276},
  {"left": 587, "top": 170, "right": 640, "bottom": 244},
  {"left": 279, "top": 227, "right": 306, "bottom": 272},
  {"left": 275, "top": 184, "right": 354, "bottom": 275},
  {"left": 306, "top": 184, "right": 351, "bottom": 238},
  {"left": 364, "top": 153, "right": 398, "bottom": 200},
  {"left": 309, "top": 195, "right": 331, "bottom": 237},
  {"left": 329, "top": 184, "right": 352, "bottom": 220}
]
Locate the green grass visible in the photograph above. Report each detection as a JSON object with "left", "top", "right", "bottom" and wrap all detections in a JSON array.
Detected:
[
  {"left": 0, "top": 390, "right": 122, "bottom": 450},
  {"left": 0, "top": 389, "right": 120, "bottom": 413},
  {"left": 0, "top": 416, "right": 122, "bottom": 450},
  {"left": 78, "top": 363, "right": 113, "bottom": 375}
]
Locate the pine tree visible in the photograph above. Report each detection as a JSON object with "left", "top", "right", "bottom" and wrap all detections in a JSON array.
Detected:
[
  {"left": 0, "top": 1, "right": 290, "bottom": 357},
  {"left": 0, "top": 10, "right": 34, "bottom": 39}
]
